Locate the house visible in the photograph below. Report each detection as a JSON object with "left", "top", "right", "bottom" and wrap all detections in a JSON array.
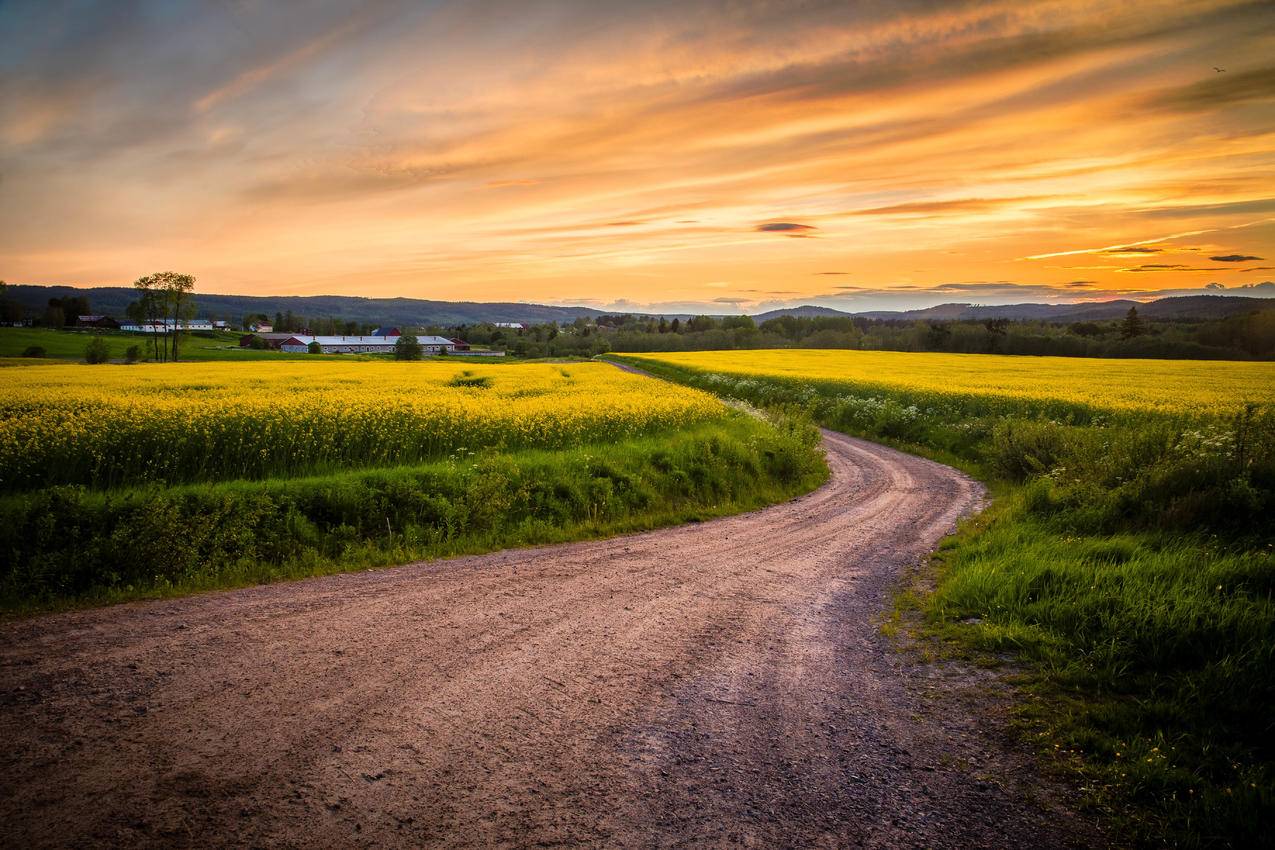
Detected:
[
  {"left": 450, "top": 338, "right": 471, "bottom": 351},
  {"left": 77, "top": 315, "right": 120, "bottom": 329},
  {"left": 371, "top": 326, "right": 402, "bottom": 337},
  {"left": 212, "top": 320, "right": 229, "bottom": 330},
  {"left": 249, "top": 322, "right": 274, "bottom": 333},
  {"left": 493, "top": 322, "right": 525, "bottom": 329}
]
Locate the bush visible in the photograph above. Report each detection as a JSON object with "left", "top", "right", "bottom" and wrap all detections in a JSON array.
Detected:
[
  {"left": 394, "top": 334, "right": 422, "bottom": 360},
  {"left": 124, "top": 345, "right": 141, "bottom": 364},
  {"left": 307, "top": 341, "right": 322, "bottom": 354},
  {"left": 21, "top": 345, "right": 45, "bottom": 358},
  {"left": 84, "top": 336, "right": 110, "bottom": 364}
]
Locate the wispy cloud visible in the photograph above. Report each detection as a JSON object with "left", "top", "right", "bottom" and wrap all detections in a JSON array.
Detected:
[{"left": 1, "top": 0, "right": 1272, "bottom": 303}]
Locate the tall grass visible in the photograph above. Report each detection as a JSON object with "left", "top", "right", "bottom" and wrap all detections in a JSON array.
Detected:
[
  {"left": 1, "top": 415, "right": 827, "bottom": 611},
  {"left": 614, "top": 352, "right": 1274, "bottom": 847}
]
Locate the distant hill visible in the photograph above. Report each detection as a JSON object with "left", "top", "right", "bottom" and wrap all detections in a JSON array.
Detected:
[
  {"left": 757, "top": 294, "right": 1273, "bottom": 323},
  {"left": 6, "top": 285, "right": 611, "bottom": 327},
  {"left": 751, "top": 305, "right": 855, "bottom": 322},
  {"left": 8, "top": 284, "right": 1272, "bottom": 328}
]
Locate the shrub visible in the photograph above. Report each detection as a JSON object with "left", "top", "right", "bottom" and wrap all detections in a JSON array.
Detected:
[
  {"left": 84, "top": 336, "right": 110, "bottom": 364},
  {"left": 124, "top": 345, "right": 141, "bottom": 364},
  {"left": 21, "top": 345, "right": 45, "bottom": 358}
]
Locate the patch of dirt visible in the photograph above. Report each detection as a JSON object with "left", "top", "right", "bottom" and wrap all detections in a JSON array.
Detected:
[{"left": 0, "top": 431, "right": 1101, "bottom": 848}]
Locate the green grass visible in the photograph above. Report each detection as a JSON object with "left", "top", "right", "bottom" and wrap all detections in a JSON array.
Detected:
[
  {"left": 0, "top": 326, "right": 314, "bottom": 361},
  {"left": 1, "top": 414, "right": 827, "bottom": 614},
  {"left": 609, "top": 353, "right": 1274, "bottom": 848}
]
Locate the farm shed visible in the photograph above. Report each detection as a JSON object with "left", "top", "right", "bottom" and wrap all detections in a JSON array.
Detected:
[
  {"left": 280, "top": 335, "right": 459, "bottom": 355},
  {"left": 241, "top": 332, "right": 302, "bottom": 349},
  {"left": 77, "top": 315, "right": 120, "bottom": 329}
]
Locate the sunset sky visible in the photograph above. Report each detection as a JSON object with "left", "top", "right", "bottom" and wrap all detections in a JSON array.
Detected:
[{"left": 2, "top": 0, "right": 1273, "bottom": 313}]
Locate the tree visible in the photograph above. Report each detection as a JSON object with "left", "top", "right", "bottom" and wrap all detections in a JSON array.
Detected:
[
  {"left": 925, "top": 322, "right": 952, "bottom": 349},
  {"left": 47, "top": 295, "right": 90, "bottom": 326},
  {"left": 671, "top": 317, "right": 681, "bottom": 333},
  {"left": 0, "top": 280, "right": 22, "bottom": 323},
  {"left": 84, "top": 336, "right": 110, "bottom": 364},
  {"left": 983, "top": 317, "right": 1009, "bottom": 353},
  {"left": 133, "top": 276, "right": 165, "bottom": 361},
  {"left": 125, "top": 344, "right": 142, "bottom": 364},
  {"left": 42, "top": 304, "right": 64, "bottom": 328},
  {"left": 1121, "top": 305, "right": 1145, "bottom": 340},
  {"left": 307, "top": 341, "right": 322, "bottom": 354},
  {"left": 394, "top": 334, "right": 422, "bottom": 360},
  {"left": 134, "top": 271, "right": 195, "bottom": 361}
]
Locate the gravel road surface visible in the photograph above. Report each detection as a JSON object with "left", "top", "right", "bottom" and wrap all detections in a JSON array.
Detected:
[{"left": 0, "top": 430, "right": 1098, "bottom": 848}]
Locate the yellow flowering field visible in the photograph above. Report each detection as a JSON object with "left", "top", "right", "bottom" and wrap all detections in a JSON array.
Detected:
[
  {"left": 622, "top": 349, "right": 1275, "bottom": 415},
  {"left": 0, "top": 360, "right": 727, "bottom": 490}
]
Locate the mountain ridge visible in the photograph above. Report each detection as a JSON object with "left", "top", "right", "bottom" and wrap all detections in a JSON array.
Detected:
[{"left": 7, "top": 284, "right": 1273, "bottom": 327}]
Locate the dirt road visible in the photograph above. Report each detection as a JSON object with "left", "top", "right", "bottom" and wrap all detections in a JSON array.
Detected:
[{"left": 0, "top": 431, "right": 1095, "bottom": 848}]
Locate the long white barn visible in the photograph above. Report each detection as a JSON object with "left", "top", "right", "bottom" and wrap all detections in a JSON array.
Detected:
[{"left": 280, "top": 335, "right": 457, "bottom": 355}]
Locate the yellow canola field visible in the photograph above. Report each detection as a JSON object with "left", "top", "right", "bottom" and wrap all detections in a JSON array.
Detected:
[
  {"left": 624, "top": 349, "right": 1275, "bottom": 415},
  {"left": 0, "top": 360, "right": 726, "bottom": 490}
]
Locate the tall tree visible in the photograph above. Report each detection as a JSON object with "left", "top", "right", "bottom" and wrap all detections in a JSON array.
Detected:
[
  {"left": 1121, "top": 305, "right": 1145, "bottom": 340},
  {"left": 134, "top": 272, "right": 195, "bottom": 361}
]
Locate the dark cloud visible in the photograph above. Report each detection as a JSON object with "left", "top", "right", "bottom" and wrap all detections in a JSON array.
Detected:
[
  {"left": 1120, "top": 263, "right": 1229, "bottom": 273},
  {"left": 712, "top": 296, "right": 751, "bottom": 304},
  {"left": 1064, "top": 280, "right": 1097, "bottom": 288},
  {"left": 815, "top": 271, "right": 850, "bottom": 275},
  {"left": 1100, "top": 245, "right": 1162, "bottom": 254},
  {"left": 1210, "top": 254, "right": 1263, "bottom": 262},
  {"left": 755, "top": 222, "right": 817, "bottom": 237}
]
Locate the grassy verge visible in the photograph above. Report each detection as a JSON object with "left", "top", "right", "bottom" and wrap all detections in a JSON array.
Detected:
[
  {"left": 1, "top": 414, "right": 826, "bottom": 614},
  {"left": 610, "top": 353, "right": 1274, "bottom": 848}
]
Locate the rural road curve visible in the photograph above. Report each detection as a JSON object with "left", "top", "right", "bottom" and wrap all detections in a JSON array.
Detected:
[{"left": 0, "top": 430, "right": 1097, "bottom": 848}]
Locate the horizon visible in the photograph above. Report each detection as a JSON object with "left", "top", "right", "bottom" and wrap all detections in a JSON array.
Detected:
[
  {"left": 10, "top": 278, "right": 1275, "bottom": 318},
  {"left": 2, "top": 1, "right": 1274, "bottom": 313}
]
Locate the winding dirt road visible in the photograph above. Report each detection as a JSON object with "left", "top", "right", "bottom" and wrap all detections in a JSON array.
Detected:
[{"left": 0, "top": 431, "right": 1096, "bottom": 848}]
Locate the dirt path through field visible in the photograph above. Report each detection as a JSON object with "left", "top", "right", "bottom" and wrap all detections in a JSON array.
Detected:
[{"left": 0, "top": 430, "right": 1096, "bottom": 848}]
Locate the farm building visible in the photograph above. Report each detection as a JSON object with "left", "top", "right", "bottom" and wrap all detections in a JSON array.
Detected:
[
  {"left": 371, "top": 327, "right": 401, "bottom": 337},
  {"left": 77, "top": 315, "right": 120, "bottom": 329},
  {"left": 240, "top": 332, "right": 301, "bottom": 349},
  {"left": 120, "top": 318, "right": 215, "bottom": 333},
  {"left": 279, "top": 335, "right": 458, "bottom": 355}
]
